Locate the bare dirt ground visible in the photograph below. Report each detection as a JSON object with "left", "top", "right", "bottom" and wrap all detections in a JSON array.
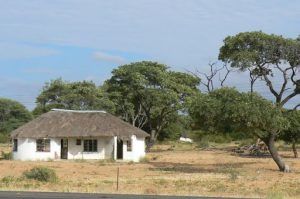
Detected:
[{"left": 0, "top": 143, "right": 299, "bottom": 198}]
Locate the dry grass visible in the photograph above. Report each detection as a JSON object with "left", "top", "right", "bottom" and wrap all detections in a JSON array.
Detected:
[{"left": 0, "top": 142, "right": 300, "bottom": 198}]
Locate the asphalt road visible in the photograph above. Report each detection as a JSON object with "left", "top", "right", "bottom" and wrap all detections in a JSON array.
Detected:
[{"left": 0, "top": 191, "right": 251, "bottom": 199}]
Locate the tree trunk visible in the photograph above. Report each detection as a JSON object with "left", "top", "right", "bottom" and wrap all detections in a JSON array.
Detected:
[
  {"left": 265, "top": 133, "right": 290, "bottom": 172},
  {"left": 292, "top": 141, "right": 298, "bottom": 158},
  {"left": 146, "top": 130, "right": 156, "bottom": 152}
]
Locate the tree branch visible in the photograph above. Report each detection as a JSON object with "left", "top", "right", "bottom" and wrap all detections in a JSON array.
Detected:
[{"left": 280, "top": 92, "right": 299, "bottom": 107}]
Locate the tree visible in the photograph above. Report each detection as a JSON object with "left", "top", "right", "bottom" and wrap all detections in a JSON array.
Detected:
[
  {"left": 33, "top": 78, "right": 115, "bottom": 116},
  {"left": 158, "top": 114, "right": 192, "bottom": 141},
  {"left": 0, "top": 98, "right": 32, "bottom": 142},
  {"left": 189, "top": 88, "right": 290, "bottom": 172},
  {"left": 189, "top": 62, "right": 232, "bottom": 93},
  {"left": 281, "top": 110, "right": 300, "bottom": 158},
  {"left": 219, "top": 31, "right": 300, "bottom": 108},
  {"left": 105, "top": 61, "right": 200, "bottom": 146},
  {"left": 219, "top": 31, "right": 300, "bottom": 157}
]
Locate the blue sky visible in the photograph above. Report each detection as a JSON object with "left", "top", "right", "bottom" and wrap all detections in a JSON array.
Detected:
[{"left": 1, "top": 0, "right": 300, "bottom": 109}]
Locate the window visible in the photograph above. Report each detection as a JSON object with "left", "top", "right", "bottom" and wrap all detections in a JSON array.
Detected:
[
  {"left": 13, "top": 139, "right": 18, "bottom": 152},
  {"left": 127, "top": 140, "right": 132, "bottom": 152},
  {"left": 83, "top": 140, "right": 97, "bottom": 152},
  {"left": 36, "top": 139, "right": 50, "bottom": 152},
  {"left": 76, "top": 139, "right": 81, "bottom": 145}
]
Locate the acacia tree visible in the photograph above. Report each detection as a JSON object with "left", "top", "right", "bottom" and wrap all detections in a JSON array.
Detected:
[
  {"left": 105, "top": 61, "right": 200, "bottom": 146},
  {"left": 189, "top": 88, "right": 289, "bottom": 172},
  {"left": 219, "top": 31, "right": 300, "bottom": 106},
  {"left": 219, "top": 31, "right": 300, "bottom": 157},
  {"left": 33, "top": 78, "right": 115, "bottom": 116}
]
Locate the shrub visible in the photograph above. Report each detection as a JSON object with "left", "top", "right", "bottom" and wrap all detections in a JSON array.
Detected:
[
  {"left": 197, "top": 136, "right": 209, "bottom": 148},
  {"left": 139, "top": 156, "right": 150, "bottom": 163},
  {"left": 212, "top": 134, "right": 232, "bottom": 143},
  {"left": 23, "top": 166, "right": 57, "bottom": 182},
  {"left": 0, "top": 134, "right": 9, "bottom": 143},
  {"left": 219, "top": 165, "right": 240, "bottom": 181},
  {"left": 1, "top": 151, "right": 12, "bottom": 160},
  {"left": 1, "top": 176, "right": 15, "bottom": 186}
]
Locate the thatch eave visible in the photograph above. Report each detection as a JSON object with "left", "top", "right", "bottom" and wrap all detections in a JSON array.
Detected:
[{"left": 11, "top": 109, "right": 149, "bottom": 139}]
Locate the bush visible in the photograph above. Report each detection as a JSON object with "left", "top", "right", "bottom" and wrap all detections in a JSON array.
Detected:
[
  {"left": 1, "top": 151, "right": 12, "bottom": 160},
  {"left": 197, "top": 136, "right": 209, "bottom": 148},
  {"left": 23, "top": 166, "right": 57, "bottom": 182},
  {"left": 139, "top": 156, "right": 150, "bottom": 163},
  {"left": 212, "top": 134, "right": 232, "bottom": 143},
  {"left": 1, "top": 176, "right": 15, "bottom": 186},
  {"left": 0, "top": 134, "right": 9, "bottom": 143}
]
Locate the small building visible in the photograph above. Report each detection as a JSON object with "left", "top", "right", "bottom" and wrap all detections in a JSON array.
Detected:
[{"left": 11, "top": 109, "right": 148, "bottom": 162}]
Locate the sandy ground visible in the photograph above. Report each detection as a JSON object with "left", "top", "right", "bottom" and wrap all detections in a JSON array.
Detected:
[{"left": 0, "top": 143, "right": 299, "bottom": 198}]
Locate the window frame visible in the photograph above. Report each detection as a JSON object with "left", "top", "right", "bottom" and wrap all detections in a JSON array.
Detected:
[
  {"left": 127, "top": 140, "right": 132, "bottom": 152},
  {"left": 83, "top": 139, "right": 98, "bottom": 152},
  {"left": 13, "top": 139, "right": 18, "bottom": 152},
  {"left": 76, "top": 139, "right": 81, "bottom": 146},
  {"left": 36, "top": 139, "right": 51, "bottom": 152}
]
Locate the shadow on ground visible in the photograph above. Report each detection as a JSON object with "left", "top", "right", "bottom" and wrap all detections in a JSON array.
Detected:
[{"left": 148, "top": 161, "right": 256, "bottom": 174}]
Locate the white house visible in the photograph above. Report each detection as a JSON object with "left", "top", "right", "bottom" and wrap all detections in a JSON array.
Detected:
[{"left": 11, "top": 109, "right": 148, "bottom": 162}]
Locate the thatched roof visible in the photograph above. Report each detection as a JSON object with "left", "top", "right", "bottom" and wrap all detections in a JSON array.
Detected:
[{"left": 11, "top": 109, "right": 149, "bottom": 139}]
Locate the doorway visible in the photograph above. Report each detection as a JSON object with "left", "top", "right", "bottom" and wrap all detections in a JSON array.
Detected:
[
  {"left": 61, "top": 139, "right": 68, "bottom": 159},
  {"left": 117, "top": 139, "right": 123, "bottom": 159}
]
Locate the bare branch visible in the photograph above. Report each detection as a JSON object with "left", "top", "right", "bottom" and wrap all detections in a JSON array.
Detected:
[
  {"left": 293, "top": 103, "right": 300, "bottom": 110},
  {"left": 274, "top": 64, "right": 291, "bottom": 100},
  {"left": 248, "top": 68, "right": 259, "bottom": 93},
  {"left": 219, "top": 63, "right": 232, "bottom": 87},
  {"left": 190, "top": 62, "right": 233, "bottom": 92},
  {"left": 281, "top": 92, "right": 298, "bottom": 107},
  {"left": 291, "top": 67, "right": 298, "bottom": 84},
  {"left": 263, "top": 74, "right": 279, "bottom": 97}
]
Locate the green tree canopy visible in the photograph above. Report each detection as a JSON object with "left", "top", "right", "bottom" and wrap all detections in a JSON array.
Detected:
[
  {"left": 189, "top": 87, "right": 290, "bottom": 172},
  {"left": 105, "top": 61, "right": 200, "bottom": 145},
  {"left": 0, "top": 98, "right": 32, "bottom": 142},
  {"left": 281, "top": 110, "right": 300, "bottom": 158},
  {"left": 33, "top": 78, "right": 115, "bottom": 116},
  {"left": 219, "top": 31, "right": 300, "bottom": 159},
  {"left": 219, "top": 31, "right": 300, "bottom": 107}
]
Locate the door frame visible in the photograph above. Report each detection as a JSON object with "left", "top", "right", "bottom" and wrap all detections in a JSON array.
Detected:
[
  {"left": 60, "top": 139, "right": 68, "bottom": 159},
  {"left": 117, "top": 139, "right": 123, "bottom": 159}
]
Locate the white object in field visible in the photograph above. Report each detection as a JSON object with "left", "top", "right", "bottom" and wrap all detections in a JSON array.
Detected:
[{"left": 179, "top": 137, "right": 193, "bottom": 143}]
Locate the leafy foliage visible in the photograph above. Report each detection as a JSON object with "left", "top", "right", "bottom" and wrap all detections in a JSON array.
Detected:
[
  {"left": 106, "top": 61, "right": 200, "bottom": 143},
  {"left": 0, "top": 98, "right": 32, "bottom": 142},
  {"left": 33, "top": 78, "right": 115, "bottom": 116},
  {"left": 281, "top": 110, "right": 300, "bottom": 143},
  {"left": 158, "top": 115, "right": 192, "bottom": 141},
  {"left": 23, "top": 166, "right": 57, "bottom": 182},
  {"left": 189, "top": 87, "right": 287, "bottom": 140},
  {"left": 219, "top": 31, "right": 300, "bottom": 107},
  {"left": 189, "top": 87, "right": 290, "bottom": 171},
  {"left": 1, "top": 151, "right": 12, "bottom": 160}
]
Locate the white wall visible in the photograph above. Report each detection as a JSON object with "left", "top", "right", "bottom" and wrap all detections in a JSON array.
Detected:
[
  {"left": 13, "top": 138, "right": 60, "bottom": 161},
  {"left": 12, "top": 135, "right": 145, "bottom": 161},
  {"left": 122, "top": 135, "right": 146, "bottom": 162},
  {"left": 68, "top": 137, "right": 114, "bottom": 160}
]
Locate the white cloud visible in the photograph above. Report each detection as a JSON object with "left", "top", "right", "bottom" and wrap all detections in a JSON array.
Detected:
[
  {"left": 93, "top": 51, "right": 126, "bottom": 64},
  {"left": 1, "top": 0, "right": 300, "bottom": 66}
]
